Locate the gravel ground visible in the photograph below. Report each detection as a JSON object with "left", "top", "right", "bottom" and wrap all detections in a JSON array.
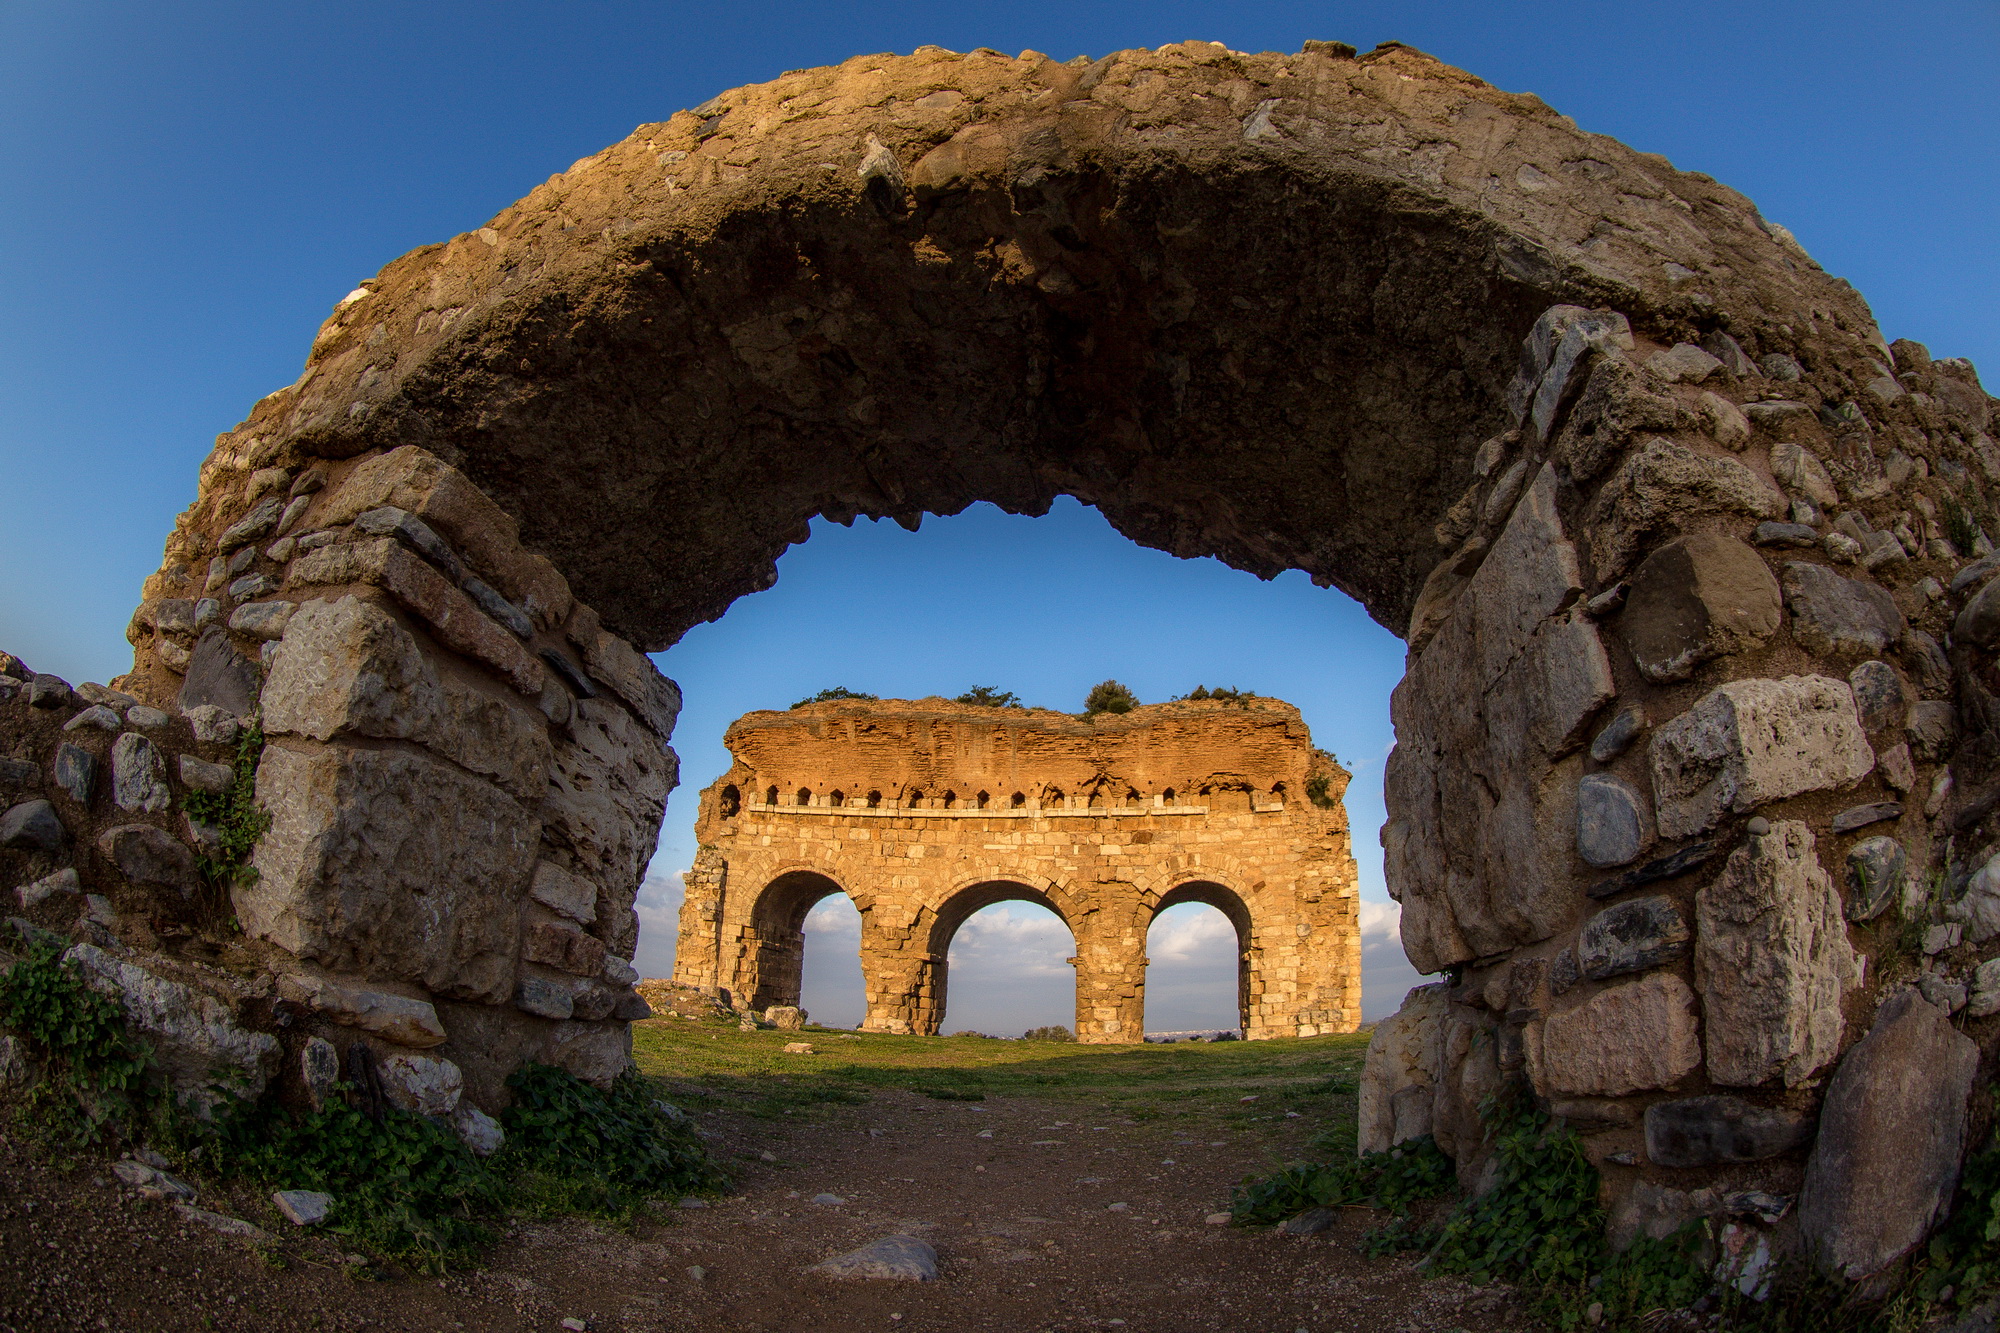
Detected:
[{"left": 0, "top": 1088, "right": 1522, "bottom": 1333}]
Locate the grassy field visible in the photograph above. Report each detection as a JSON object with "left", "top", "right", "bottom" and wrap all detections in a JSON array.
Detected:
[{"left": 631, "top": 1017, "right": 1372, "bottom": 1136}]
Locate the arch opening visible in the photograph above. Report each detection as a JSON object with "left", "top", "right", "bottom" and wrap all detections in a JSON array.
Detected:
[
  {"left": 1148, "top": 882, "right": 1255, "bottom": 1037},
  {"left": 931, "top": 881, "right": 1076, "bottom": 1038},
  {"left": 744, "top": 869, "right": 849, "bottom": 1013}
]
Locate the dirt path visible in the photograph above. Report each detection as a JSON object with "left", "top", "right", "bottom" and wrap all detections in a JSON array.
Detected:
[{"left": 1, "top": 1078, "right": 1521, "bottom": 1333}]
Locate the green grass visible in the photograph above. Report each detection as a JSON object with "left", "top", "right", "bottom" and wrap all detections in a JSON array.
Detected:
[{"left": 630, "top": 1018, "right": 1370, "bottom": 1123}]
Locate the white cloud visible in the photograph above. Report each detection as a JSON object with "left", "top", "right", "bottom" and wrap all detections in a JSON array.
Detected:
[
  {"left": 630, "top": 871, "right": 686, "bottom": 980},
  {"left": 1359, "top": 898, "right": 1401, "bottom": 940}
]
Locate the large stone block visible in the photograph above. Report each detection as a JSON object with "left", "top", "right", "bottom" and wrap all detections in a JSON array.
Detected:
[
  {"left": 97, "top": 824, "right": 198, "bottom": 896},
  {"left": 1357, "top": 983, "right": 1447, "bottom": 1155},
  {"left": 1649, "top": 676, "right": 1874, "bottom": 839},
  {"left": 543, "top": 698, "right": 675, "bottom": 933},
  {"left": 1387, "top": 467, "right": 1614, "bottom": 970},
  {"left": 1697, "top": 822, "right": 1858, "bottom": 1087},
  {"left": 177, "top": 627, "right": 260, "bottom": 717},
  {"left": 243, "top": 743, "right": 536, "bottom": 1002},
  {"left": 1586, "top": 438, "right": 1785, "bottom": 575},
  {"left": 262, "top": 595, "right": 551, "bottom": 801},
  {"left": 1799, "top": 989, "right": 1978, "bottom": 1280},
  {"left": 1783, "top": 562, "right": 1907, "bottom": 658},
  {"left": 289, "top": 538, "right": 544, "bottom": 696},
  {"left": 1537, "top": 972, "right": 1702, "bottom": 1097},
  {"left": 64, "top": 943, "right": 280, "bottom": 1107},
  {"left": 316, "top": 446, "right": 574, "bottom": 630},
  {"left": 1643, "top": 1095, "right": 1813, "bottom": 1167},
  {"left": 1620, "top": 532, "right": 1782, "bottom": 683}
]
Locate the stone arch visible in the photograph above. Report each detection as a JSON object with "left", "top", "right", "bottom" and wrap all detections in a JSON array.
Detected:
[
  {"left": 108, "top": 37, "right": 1982, "bottom": 1265},
  {"left": 741, "top": 867, "right": 852, "bottom": 1011},
  {"left": 917, "top": 876, "right": 1079, "bottom": 1037},
  {"left": 1149, "top": 878, "right": 1256, "bottom": 1033}
]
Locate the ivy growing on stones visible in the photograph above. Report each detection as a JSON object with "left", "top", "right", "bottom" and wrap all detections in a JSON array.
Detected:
[
  {"left": 0, "top": 931, "right": 157, "bottom": 1144},
  {"left": 182, "top": 719, "right": 272, "bottom": 889}
]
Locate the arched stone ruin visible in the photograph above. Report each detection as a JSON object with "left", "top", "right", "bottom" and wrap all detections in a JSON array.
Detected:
[
  {"left": 673, "top": 695, "right": 1359, "bottom": 1039},
  {"left": 0, "top": 37, "right": 1993, "bottom": 1279}
]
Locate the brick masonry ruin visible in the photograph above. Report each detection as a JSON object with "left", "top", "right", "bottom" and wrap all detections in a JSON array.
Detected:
[
  {"left": 1, "top": 37, "right": 1996, "bottom": 1279},
  {"left": 672, "top": 696, "right": 1360, "bottom": 1040}
]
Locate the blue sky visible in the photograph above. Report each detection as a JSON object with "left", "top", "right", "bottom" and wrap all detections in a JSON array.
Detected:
[{"left": 4, "top": 0, "right": 1994, "bottom": 1031}]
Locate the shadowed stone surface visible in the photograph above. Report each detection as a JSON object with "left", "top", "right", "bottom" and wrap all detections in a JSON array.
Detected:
[
  {"left": 1800, "top": 989, "right": 1978, "bottom": 1280},
  {"left": 1644, "top": 1095, "right": 1814, "bottom": 1167},
  {"left": 1538, "top": 973, "right": 1702, "bottom": 1097},
  {"left": 1578, "top": 895, "right": 1690, "bottom": 980},
  {"left": 1620, "top": 532, "right": 1782, "bottom": 683}
]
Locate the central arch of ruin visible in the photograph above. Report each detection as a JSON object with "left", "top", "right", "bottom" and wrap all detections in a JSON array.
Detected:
[
  {"left": 10, "top": 36, "right": 1981, "bottom": 1274},
  {"left": 672, "top": 696, "right": 1360, "bottom": 1039}
]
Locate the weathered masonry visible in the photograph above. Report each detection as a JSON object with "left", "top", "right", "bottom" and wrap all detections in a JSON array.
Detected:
[
  {"left": 672, "top": 697, "right": 1360, "bottom": 1040},
  {"left": 0, "top": 36, "right": 1991, "bottom": 1277}
]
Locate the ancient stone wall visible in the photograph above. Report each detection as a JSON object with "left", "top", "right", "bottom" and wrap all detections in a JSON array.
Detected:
[
  {"left": 4, "top": 35, "right": 1987, "bottom": 1275},
  {"left": 672, "top": 697, "right": 1360, "bottom": 1040}
]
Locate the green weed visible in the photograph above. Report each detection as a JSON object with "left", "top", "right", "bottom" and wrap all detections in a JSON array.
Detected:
[
  {"left": 182, "top": 720, "right": 272, "bottom": 889},
  {"left": 0, "top": 933, "right": 156, "bottom": 1143}
]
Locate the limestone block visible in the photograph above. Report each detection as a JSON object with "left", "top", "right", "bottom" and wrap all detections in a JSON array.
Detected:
[
  {"left": 766, "top": 1005, "right": 808, "bottom": 1031},
  {"left": 1620, "top": 533, "right": 1782, "bottom": 682},
  {"left": 262, "top": 596, "right": 551, "bottom": 801},
  {"left": 278, "top": 973, "right": 447, "bottom": 1047},
  {"left": 1799, "top": 989, "right": 1978, "bottom": 1280},
  {"left": 528, "top": 859, "right": 598, "bottom": 924},
  {"left": 15, "top": 867, "right": 80, "bottom": 910},
  {"left": 566, "top": 604, "right": 683, "bottom": 739},
  {"left": 453, "top": 1103, "right": 505, "bottom": 1155},
  {"left": 110, "top": 733, "right": 171, "bottom": 814},
  {"left": 1587, "top": 439, "right": 1785, "bottom": 575},
  {"left": 244, "top": 744, "right": 535, "bottom": 1003},
  {"left": 177, "top": 627, "right": 261, "bottom": 719},
  {"left": 316, "top": 446, "right": 574, "bottom": 630},
  {"left": 1388, "top": 469, "right": 1614, "bottom": 969},
  {"left": 1430, "top": 1006, "right": 1504, "bottom": 1164},
  {"left": 96, "top": 824, "right": 197, "bottom": 896},
  {"left": 1356, "top": 982, "right": 1446, "bottom": 1155},
  {"left": 1538, "top": 973, "right": 1702, "bottom": 1097},
  {"left": 1578, "top": 896, "right": 1689, "bottom": 980},
  {"left": 1643, "top": 1095, "right": 1813, "bottom": 1167},
  {"left": 1697, "top": 822, "right": 1859, "bottom": 1087},
  {"left": 1950, "top": 852, "right": 2000, "bottom": 943},
  {"left": 1783, "top": 562, "right": 1907, "bottom": 658},
  {"left": 288, "top": 539, "right": 544, "bottom": 696},
  {"left": 542, "top": 697, "right": 674, "bottom": 929},
  {"left": 549, "top": 1019, "right": 630, "bottom": 1087},
  {"left": 1844, "top": 836, "right": 1905, "bottom": 922},
  {"left": 1576, "top": 774, "right": 1652, "bottom": 869},
  {"left": 378, "top": 1053, "right": 464, "bottom": 1117},
  {"left": 63, "top": 943, "right": 280, "bottom": 1105},
  {"left": 1769, "top": 442, "right": 1839, "bottom": 509},
  {"left": 1649, "top": 676, "right": 1874, "bottom": 839},
  {"left": 52, "top": 744, "right": 93, "bottom": 804},
  {"left": 523, "top": 921, "right": 608, "bottom": 977}
]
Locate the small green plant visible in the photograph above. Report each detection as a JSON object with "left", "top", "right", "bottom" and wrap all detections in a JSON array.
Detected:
[
  {"left": 791, "top": 687, "right": 878, "bottom": 708},
  {"left": 501, "top": 1063, "right": 729, "bottom": 1212},
  {"left": 182, "top": 720, "right": 271, "bottom": 887},
  {"left": 1176, "top": 685, "right": 1257, "bottom": 704},
  {"left": 209, "top": 1091, "right": 498, "bottom": 1270},
  {"left": 953, "top": 686, "right": 1021, "bottom": 708},
  {"left": 1305, "top": 774, "right": 1338, "bottom": 809},
  {"left": 0, "top": 933, "right": 155, "bottom": 1143},
  {"left": 1023, "top": 1024, "right": 1076, "bottom": 1042},
  {"left": 1232, "top": 1126, "right": 1453, "bottom": 1224},
  {"left": 1082, "top": 680, "right": 1137, "bottom": 716}
]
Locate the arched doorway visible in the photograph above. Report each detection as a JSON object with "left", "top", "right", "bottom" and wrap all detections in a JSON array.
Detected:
[
  {"left": 1148, "top": 881, "right": 1255, "bottom": 1036},
  {"left": 742, "top": 868, "right": 847, "bottom": 1013},
  {"left": 932, "top": 884, "right": 1077, "bottom": 1038},
  {"left": 921, "top": 881, "right": 1076, "bottom": 1038},
  {"left": 1146, "top": 889, "right": 1251, "bottom": 1037}
]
